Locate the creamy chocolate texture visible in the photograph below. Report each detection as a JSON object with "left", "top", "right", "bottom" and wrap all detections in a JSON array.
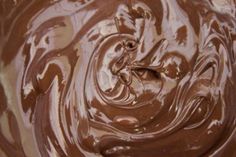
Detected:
[{"left": 0, "top": 0, "right": 236, "bottom": 157}]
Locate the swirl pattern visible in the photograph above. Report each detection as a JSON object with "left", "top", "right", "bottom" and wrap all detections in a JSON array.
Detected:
[{"left": 0, "top": 0, "right": 236, "bottom": 157}]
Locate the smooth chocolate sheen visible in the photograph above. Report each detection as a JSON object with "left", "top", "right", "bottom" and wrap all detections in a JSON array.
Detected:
[{"left": 0, "top": 0, "right": 236, "bottom": 157}]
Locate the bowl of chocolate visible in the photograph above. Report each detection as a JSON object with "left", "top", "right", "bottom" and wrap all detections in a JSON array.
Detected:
[{"left": 0, "top": 0, "right": 236, "bottom": 157}]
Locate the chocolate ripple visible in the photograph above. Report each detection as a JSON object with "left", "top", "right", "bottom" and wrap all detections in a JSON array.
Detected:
[{"left": 0, "top": 0, "right": 236, "bottom": 157}]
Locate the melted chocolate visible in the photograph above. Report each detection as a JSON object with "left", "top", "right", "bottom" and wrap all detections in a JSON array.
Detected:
[{"left": 0, "top": 0, "right": 236, "bottom": 157}]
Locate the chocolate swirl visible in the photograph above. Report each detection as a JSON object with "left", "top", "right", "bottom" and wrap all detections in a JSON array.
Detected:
[{"left": 0, "top": 0, "right": 236, "bottom": 157}]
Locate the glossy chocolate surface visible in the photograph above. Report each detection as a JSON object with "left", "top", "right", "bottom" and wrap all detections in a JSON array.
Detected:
[{"left": 0, "top": 0, "right": 236, "bottom": 157}]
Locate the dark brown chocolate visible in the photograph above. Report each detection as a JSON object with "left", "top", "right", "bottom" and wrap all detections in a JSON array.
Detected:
[{"left": 0, "top": 0, "right": 236, "bottom": 157}]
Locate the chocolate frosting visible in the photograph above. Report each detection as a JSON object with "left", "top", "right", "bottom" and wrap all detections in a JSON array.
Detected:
[{"left": 0, "top": 0, "right": 236, "bottom": 157}]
